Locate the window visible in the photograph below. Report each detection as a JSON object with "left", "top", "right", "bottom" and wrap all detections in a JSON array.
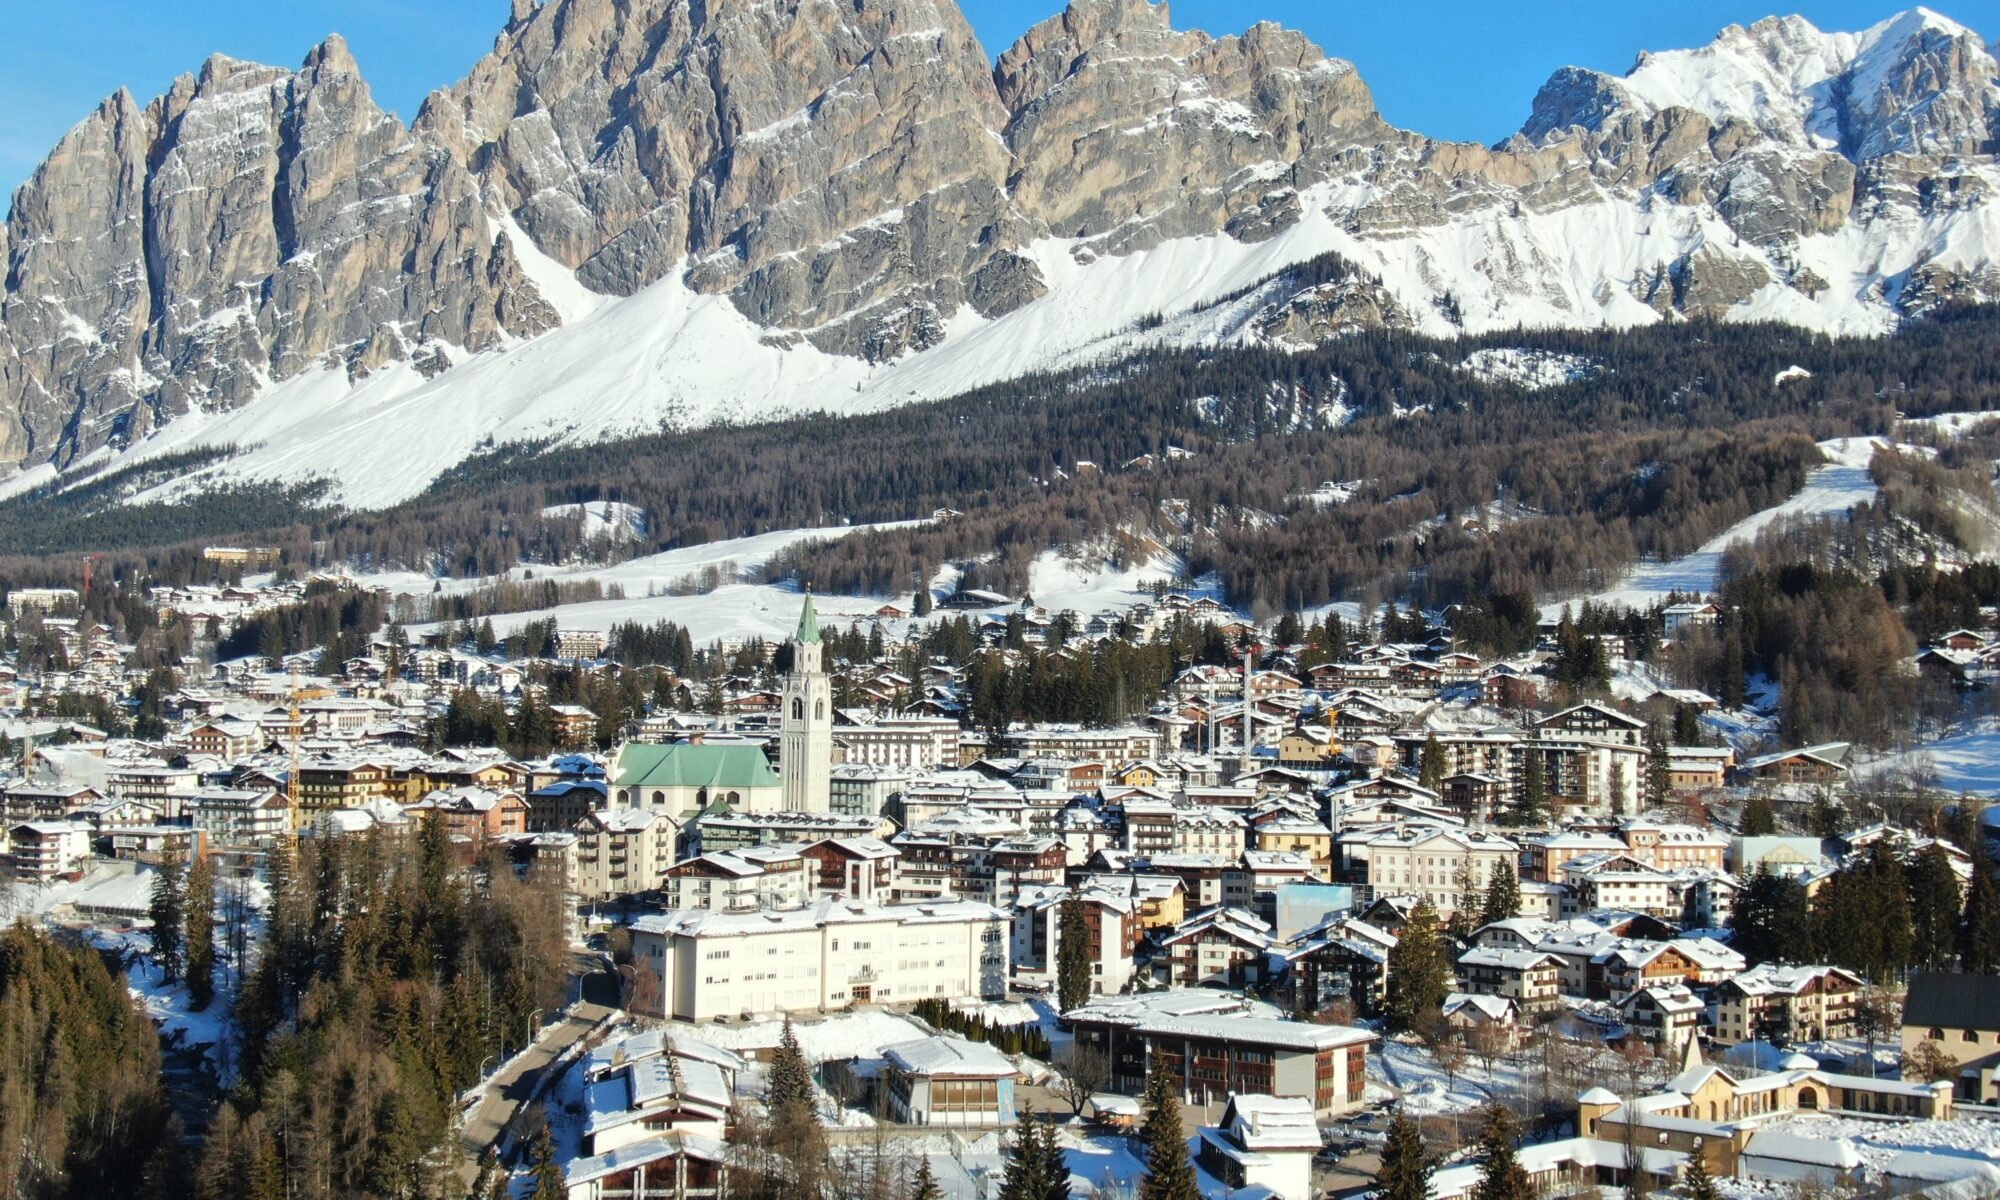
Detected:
[
  {"left": 1931, "top": 1027, "right": 1946, "bottom": 1040},
  {"left": 1966, "top": 1030, "right": 1981, "bottom": 1043}
]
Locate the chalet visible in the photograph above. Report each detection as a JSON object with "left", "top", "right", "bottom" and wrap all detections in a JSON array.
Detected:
[
  {"left": 1736, "top": 743, "right": 1851, "bottom": 787},
  {"left": 1714, "top": 964, "right": 1864, "bottom": 1044},
  {"left": 1154, "top": 905, "right": 1276, "bottom": 988},
  {"left": 1457, "top": 947, "right": 1561, "bottom": 1012}
]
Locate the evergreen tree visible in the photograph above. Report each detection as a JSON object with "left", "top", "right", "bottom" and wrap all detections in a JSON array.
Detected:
[
  {"left": 766, "top": 1016, "right": 815, "bottom": 1119},
  {"left": 1681, "top": 1149, "right": 1723, "bottom": 1200},
  {"left": 185, "top": 848, "right": 216, "bottom": 1011},
  {"left": 1740, "top": 794, "right": 1778, "bottom": 836},
  {"left": 999, "top": 1117, "right": 1067, "bottom": 1200},
  {"left": 1419, "top": 734, "right": 1445, "bottom": 795},
  {"left": 909, "top": 1154, "right": 943, "bottom": 1200},
  {"left": 1384, "top": 901, "right": 1452, "bottom": 1034},
  {"left": 1907, "top": 845, "right": 1963, "bottom": 970},
  {"left": 476, "top": 618, "right": 498, "bottom": 656},
  {"left": 1509, "top": 751, "right": 1548, "bottom": 828},
  {"left": 1809, "top": 789, "right": 1848, "bottom": 838},
  {"left": 1376, "top": 1113, "right": 1433, "bottom": 1200},
  {"left": 1643, "top": 728, "right": 1672, "bottom": 811},
  {"left": 1138, "top": 1058, "right": 1198, "bottom": 1200},
  {"left": 1731, "top": 867, "right": 1810, "bottom": 966},
  {"left": 1469, "top": 1104, "right": 1533, "bottom": 1200},
  {"left": 914, "top": 579, "right": 933, "bottom": 618},
  {"left": 1961, "top": 836, "right": 2000, "bottom": 973},
  {"left": 1479, "top": 860, "right": 1520, "bottom": 929},
  {"left": 1056, "top": 896, "right": 1094, "bottom": 1014},
  {"left": 150, "top": 840, "right": 186, "bottom": 983},
  {"left": 526, "top": 1115, "right": 565, "bottom": 1200}
]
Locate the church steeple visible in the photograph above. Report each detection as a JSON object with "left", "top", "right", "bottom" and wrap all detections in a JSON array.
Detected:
[
  {"left": 796, "top": 591, "right": 820, "bottom": 645},
  {"left": 780, "top": 591, "right": 831, "bottom": 813}
]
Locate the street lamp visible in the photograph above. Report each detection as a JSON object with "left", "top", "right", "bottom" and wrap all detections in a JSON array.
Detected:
[{"left": 526, "top": 1007, "right": 543, "bottom": 1047}]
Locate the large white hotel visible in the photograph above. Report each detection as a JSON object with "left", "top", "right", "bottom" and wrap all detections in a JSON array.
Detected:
[{"left": 629, "top": 896, "right": 1009, "bottom": 1020}]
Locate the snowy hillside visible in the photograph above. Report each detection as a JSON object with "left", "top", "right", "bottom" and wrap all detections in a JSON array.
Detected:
[
  {"left": 24, "top": 159, "right": 2000, "bottom": 515},
  {"left": 1580, "top": 437, "right": 1888, "bottom": 611}
]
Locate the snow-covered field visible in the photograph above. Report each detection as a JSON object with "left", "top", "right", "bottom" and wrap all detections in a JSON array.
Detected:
[
  {"left": 1862, "top": 719, "right": 2000, "bottom": 794},
  {"left": 673, "top": 1010, "right": 931, "bottom": 1063},
  {"left": 1753, "top": 1111, "right": 2000, "bottom": 1172},
  {"left": 386, "top": 529, "right": 1209, "bottom": 647},
  {"left": 1579, "top": 436, "right": 1885, "bottom": 611}
]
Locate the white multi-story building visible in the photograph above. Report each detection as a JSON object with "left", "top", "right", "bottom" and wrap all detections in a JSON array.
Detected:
[
  {"left": 188, "top": 788, "right": 289, "bottom": 844},
  {"left": 630, "top": 897, "right": 1009, "bottom": 1019},
  {"left": 1347, "top": 827, "right": 1520, "bottom": 916},
  {"left": 665, "top": 844, "right": 809, "bottom": 913},
  {"left": 6, "top": 821, "right": 92, "bottom": 882},
  {"left": 832, "top": 718, "right": 960, "bottom": 770}
]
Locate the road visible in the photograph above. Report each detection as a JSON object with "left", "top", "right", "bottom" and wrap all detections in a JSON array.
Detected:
[{"left": 456, "top": 951, "right": 621, "bottom": 1183}]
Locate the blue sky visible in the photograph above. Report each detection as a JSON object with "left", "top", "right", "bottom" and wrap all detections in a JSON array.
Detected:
[{"left": 0, "top": 0, "right": 1972, "bottom": 206}]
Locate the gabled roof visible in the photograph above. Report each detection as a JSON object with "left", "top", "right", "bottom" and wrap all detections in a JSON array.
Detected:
[
  {"left": 1904, "top": 970, "right": 2000, "bottom": 1033},
  {"left": 613, "top": 742, "right": 780, "bottom": 790}
]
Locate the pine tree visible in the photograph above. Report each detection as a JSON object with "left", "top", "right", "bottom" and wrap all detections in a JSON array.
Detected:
[
  {"left": 1643, "top": 728, "right": 1672, "bottom": 811},
  {"left": 1138, "top": 1058, "right": 1198, "bottom": 1200},
  {"left": 1469, "top": 1104, "right": 1533, "bottom": 1200},
  {"left": 184, "top": 848, "right": 216, "bottom": 1010},
  {"left": 1961, "top": 836, "right": 2000, "bottom": 973},
  {"left": 150, "top": 840, "right": 186, "bottom": 983},
  {"left": 1377, "top": 1113, "right": 1433, "bottom": 1200},
  {"left": 1731, "top": 867, "right": 1810, "bottom": 966},
  {"left": 1000, "top": 1116, "right": 1067, "bottom": 1200},
  {"left": 1056, "top": 896, "right": 1094, "bottom": 1013},
  {"left": 766, "top": 1016, "right": 815, "bottom": 1119},
  {"left": 1681, "top": 1148, "right": 1723, "bottom": 1200},
  {"left": 526, "top": 1114, "right": 565, "bottom": 1200},
  {"left": 1740, "top": 794, "right": 1778, "bottom": 836},
  {"left": 1510, "top": 751, "right": 1548, "bottom": 827},
  {"left": 1479, "top": 860, "right": 1520, "bottom": 929},
  {"left": 1907, "top": 845, "right": 1963, "bottom": 970},
  {"left": 1385, "top": 901, "right": 1452, "bottom": 1034},
  {"left": 909, "top": 1154, "right": 943, "bottom": 1200},
  {"left": 1419, "top": 734, "right": 1445, "bottom": 794}
]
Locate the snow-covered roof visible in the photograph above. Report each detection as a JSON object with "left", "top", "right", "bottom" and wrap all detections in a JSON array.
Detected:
[
  {"left": 1743, "top": 1130, "right": 1864, "bottom": 1169},
  {"left": 882, "top": 1035, "right": 1015, "bottom": 1078}
]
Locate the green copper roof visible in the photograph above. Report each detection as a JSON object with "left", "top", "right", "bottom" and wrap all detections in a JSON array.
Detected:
[
  {"left": 796, "top": 592, "right": 820, "bottom": 644},
  {"left": 613, "top": 743, "right": 780, "bottom": 791}
]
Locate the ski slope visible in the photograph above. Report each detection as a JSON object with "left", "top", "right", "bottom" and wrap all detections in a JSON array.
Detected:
[{"left": 1583, "top": 437, "right": 1884, "bottom": 610}]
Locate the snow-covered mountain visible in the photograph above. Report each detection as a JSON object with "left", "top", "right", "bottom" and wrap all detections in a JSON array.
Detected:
[{"left": 1, "top": 0, "right": 1996, "bottom": 510}]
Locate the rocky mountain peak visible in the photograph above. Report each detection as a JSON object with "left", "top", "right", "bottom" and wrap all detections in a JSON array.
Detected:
[{"left": 0, "top": 1, "right": 1996, "bottom": 498}]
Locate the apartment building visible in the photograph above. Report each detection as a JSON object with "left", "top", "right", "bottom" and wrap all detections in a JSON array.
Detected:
[
  {"left": 1714, "top": 964, "right": 1865, "bottom": 1044},
  {"left": 629, "top": 897, "right": 1008, "bottom": 1019}
]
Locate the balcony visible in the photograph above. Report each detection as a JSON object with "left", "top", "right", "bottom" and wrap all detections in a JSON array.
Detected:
[{"left": 850, "top": 965, "right": 878, "bottom": 983}]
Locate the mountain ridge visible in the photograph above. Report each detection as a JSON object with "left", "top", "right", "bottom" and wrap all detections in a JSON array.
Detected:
[{"left": 1, "top": 0, "right": 1996, "bottom": 509}]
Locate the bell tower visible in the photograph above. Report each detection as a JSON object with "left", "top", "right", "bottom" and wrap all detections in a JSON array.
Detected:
[{"left": 780, "top": 593, "right": 832, "bottom": 813}]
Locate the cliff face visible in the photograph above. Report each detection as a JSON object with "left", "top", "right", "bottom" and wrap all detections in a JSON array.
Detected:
[{"left": 2, "top": 0, "right": 1997, "bottom": 486}]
